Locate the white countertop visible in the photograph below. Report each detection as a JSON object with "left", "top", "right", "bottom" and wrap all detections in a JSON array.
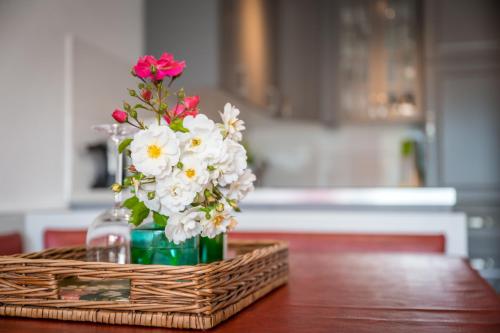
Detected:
[
  {"left": 70, "top": 187, "right": 457, "bottom": 210},
  {"left": 242, "top": 187, "right": 457, "bottom": 207}
]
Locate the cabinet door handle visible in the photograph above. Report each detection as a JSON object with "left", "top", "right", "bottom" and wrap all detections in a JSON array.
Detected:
[
  {"left": 470, "top": 257, "right": 496, "bottom": 270},
  {"left": 468, "top": 216, "right": 484, "bottom": 229}
]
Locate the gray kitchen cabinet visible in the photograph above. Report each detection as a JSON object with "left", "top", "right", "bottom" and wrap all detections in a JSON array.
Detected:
[
  {"left": 220, "top": 0, "right": 328, "bottom": 121},
  {"left": 424, "top": 0, "right": 500, "bottom": 291},
  {"left": 219, "top": 0, "right": 280, "bottom": 110}
]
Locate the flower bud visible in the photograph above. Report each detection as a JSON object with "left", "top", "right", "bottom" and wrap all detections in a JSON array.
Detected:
[
  {"left": 216, "top": 202, "right": 225, "bottom": 212},
  {"left": 212, "top": 186, "right": 223, "bottom": 199},
  {"left": 141, "top": 89, "right": 152, "bottom": 101},
  {"left": 128, "top": 164, "right": 137, "bottom": 173},
  {"left": 128, "top": 89, "right": 137, "bottom": 97},
  {"left": 177, "top": 88, "right": 185, "bottom": 99},
  {"left": 112, "top": 109, "right": 128, "bottom": 123},
  {"left": 204, "top": 189, "right": 216, "bottom": 203},
  {"left": 129, "top": 108, "right": 138, "bottom": 119},
  {"left": 111, "top": 183, "right": 122, "bottom": 192},
  {"left": 227, "top": 199, "right": 240, "bottom": 212}
]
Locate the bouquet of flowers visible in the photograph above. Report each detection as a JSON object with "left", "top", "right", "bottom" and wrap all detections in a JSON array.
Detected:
[{"left": 111, "top": 52, "right": 255, "bottom": 244}]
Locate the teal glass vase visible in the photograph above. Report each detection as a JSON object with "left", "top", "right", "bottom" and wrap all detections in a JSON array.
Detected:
[
  {"left": 200, "top": 233, "right": 227, "bottom": 264},
  {"left": 131, "top": 222, "right": 199, "bottom": 265}
]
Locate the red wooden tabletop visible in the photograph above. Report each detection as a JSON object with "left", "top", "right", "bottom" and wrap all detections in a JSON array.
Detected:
[{"left": 1, "top": 251, "right": 499, "bottom": 332}]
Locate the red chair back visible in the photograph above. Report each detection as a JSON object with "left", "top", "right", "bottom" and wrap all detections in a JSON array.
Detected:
[
  {"left": 44, "top": 230, "right": 86, "bottom": 249},
  {"left": 229, "top": 232, "right": 445, "bottom": 253},
  {"left": 0, "top": 232, "right": 23, "bottom": 255},
  {"left": 43, "top": 230, "right": 445, "bottom": 254}
]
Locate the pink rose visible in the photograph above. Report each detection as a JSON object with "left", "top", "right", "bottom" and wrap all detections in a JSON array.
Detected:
[
  {"left": 132, "top": 53, "right": 186, "bottom": 81},
  {"left": 112, "top": 109, "right": 128, "bottom": 123},
  {"left": 156, "top": 52, "right": 186, "bottom": 80},
  {"left": 183, "top": 95, "right": 200, "bottom": 110},
  {"left": 133, "top": 55, "right": 157, "bottom": 80},
  {"left": 164, "top": 95, "right": 200, "bottom": 124}
]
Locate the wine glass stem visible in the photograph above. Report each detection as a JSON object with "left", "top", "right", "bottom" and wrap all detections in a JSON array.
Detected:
[{"left": 114, "top": 150, "right": 123, "bottom": 210}]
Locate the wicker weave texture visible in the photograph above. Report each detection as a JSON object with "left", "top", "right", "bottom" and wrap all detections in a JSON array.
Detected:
[{"left": 0, "top": 240, "right": 288, "bottom": 329}]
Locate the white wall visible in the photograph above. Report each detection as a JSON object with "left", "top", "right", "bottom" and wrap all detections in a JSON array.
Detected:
[
  {"left": 0, "top": 0, "right": 144, "bottom": 212},
  {"left": 194, "top": 88, "right": 422, "bottom": 187}
]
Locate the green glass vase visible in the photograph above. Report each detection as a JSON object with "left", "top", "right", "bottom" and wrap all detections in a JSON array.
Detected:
[
  {"left": 200, "top": 233, "right": 227, "bottom": 264},
  {"left": 131, "top": 222, "right": 199, "bottom": 265}
]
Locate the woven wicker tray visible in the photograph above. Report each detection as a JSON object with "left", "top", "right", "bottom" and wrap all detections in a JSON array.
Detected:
[{"left": 0, "top": 239, "right": 288, "bottom": 329}]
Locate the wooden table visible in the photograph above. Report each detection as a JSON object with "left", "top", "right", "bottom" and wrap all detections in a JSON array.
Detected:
[{"left": 1, "top": 251, "right": 499, "bottom": 332}]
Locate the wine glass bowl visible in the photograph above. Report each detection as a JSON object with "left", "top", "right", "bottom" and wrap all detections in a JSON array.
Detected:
[{"left": 86, "top": 123, "right": 138, "bottom": 264}]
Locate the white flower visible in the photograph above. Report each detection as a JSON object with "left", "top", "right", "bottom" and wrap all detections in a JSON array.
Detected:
[
  {"left": 136, "top": 182, "right": 160, "bottom": 212},
  {"left": 136, "top": 182, "right": 173, "bottom": 216},
  {"left": 178, "top": 114, "right": 223, "bottom": 165},
  {"left": 179, "top": 154, "right": 209, "bottom": 191},
  {"left": 224, "top": 168, "right": 256, "bottom": 201},
  {"left": 156, "top": 170, "right": 197, "bottom": 213},
  {"left": 201, "top": 210, "right": 232, "bottom": 238},
  {"left": 130, "top": 124, "right": 180, "bottom": 177},
  {"left": 212, "top": 139, "right": 247, "bottom": 186},
  {"left": 164, "top": 209, "right": 203, "bottom": 244},
  {"left": 219, "top": 103, "right": 245, "bottom": 141}
]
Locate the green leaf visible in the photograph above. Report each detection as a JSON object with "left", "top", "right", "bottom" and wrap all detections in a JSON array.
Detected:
[
  {"left": 169, "top": 118, "right": 189, "bottom": 133},
  {"left": 118, "top": 138, "right": 133, "bottom": 153},
  {"left": 133, "top": 173, "right": 145, "bottom": 180},
  {"left": 152, "top": 211, "right": 168, "bottom": 227},
  {"left": 129, "top": 201, "right": 150, "bottom": 226},
  {"left": 134, "top": 103, "right": 147, "bottom": 110},
  {"left": 122, "top": 196, "right": 139, "bottom": 209},
  {"left": 199, "top": 207, "right": 211, "bottom": 213},
  {"left": 123, "top": 177, "right": 132, "bottom": 187}
]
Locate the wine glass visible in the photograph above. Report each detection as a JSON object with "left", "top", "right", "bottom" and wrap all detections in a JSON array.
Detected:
[{"left": 86, "top": 123, "right": 138, "bottom": 263}]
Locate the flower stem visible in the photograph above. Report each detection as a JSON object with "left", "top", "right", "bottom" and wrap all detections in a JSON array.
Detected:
[
  {"left": 114, "top": 141, "right": 123, "bottom": 211},
  {"left": 168, "top": 77, "right": 175, "bottom": 88},
  {"left": 126, "top": 119, "right": 144, "bottom": 130},
  {"left": 135, "top": 95, "right": 156, "bottom": 112},
  {"left": 157, "top": 81, "right": 163, "bottom": 125}
]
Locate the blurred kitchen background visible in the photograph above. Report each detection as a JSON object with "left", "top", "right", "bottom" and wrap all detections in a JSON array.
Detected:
[{"left": 1, "top": 0, "right": 500, "bottom": 290}]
